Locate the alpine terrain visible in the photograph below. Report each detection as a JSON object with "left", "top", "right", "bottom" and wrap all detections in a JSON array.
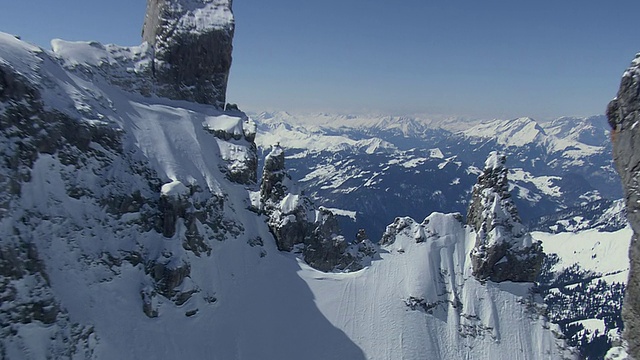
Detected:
[{"left": 0, "top": 1, "right": 631, "bottom": 359}]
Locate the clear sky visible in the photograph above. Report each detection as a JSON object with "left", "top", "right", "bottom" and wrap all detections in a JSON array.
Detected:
[{"left": 1, "top": 1, "right": 640, "bottom": 120}]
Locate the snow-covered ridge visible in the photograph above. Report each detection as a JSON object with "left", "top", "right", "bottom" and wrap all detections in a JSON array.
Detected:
[
  {"left": 255, "top": 118, "right": 398, "bottom": 154},
  {"left": 47, "top": 38, "right": 155, "bottom": 100},
  {"left": 460, "top": 116, "right": 606, "bottom": 159},
  {"left": 463, "top": 117, "right": 546, "bottom": 147},
  {"left": 0, "top": 33, "right": 42, "bottom": 85},
  {"left": 51, "top": 39, "right": 151, "bottom": 70},
  {"left": 254, "top": 110, "right": 451, "bottom": 135}
]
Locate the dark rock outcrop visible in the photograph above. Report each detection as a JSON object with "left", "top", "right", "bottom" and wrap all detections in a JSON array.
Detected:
[
  {"left": 259, "top": 145, "right": 376, "bottom": 272},
  {"left": 607, "top": 53, "right": 640, "bottom": 359},
  {"left": 260, "top": 144, "right": 287, "bottom": 205},
  {"left": 467, "top": 151, "right": 543, "bottom": 282},
  {"left": 0, "top": 241, "right": 96, "bottom": 357},
  {"left": 142, "top": 0, "right": 234, "bottom": 108}
]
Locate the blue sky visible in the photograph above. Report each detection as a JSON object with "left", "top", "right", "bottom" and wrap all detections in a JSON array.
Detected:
[{"left": 2, "top": 1, "right": 640, "bottom": 120}]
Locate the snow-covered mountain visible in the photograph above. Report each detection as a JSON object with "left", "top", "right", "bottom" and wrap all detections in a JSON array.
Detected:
[
  {"left": 252, "top": 112, "right": 629, "bottom": 359},
  {"left": 253, "top": 111, "right": 620, "bottom": 240},
  {"left": 0, "top": 1, "right": 631, "bottom": 359},
  {"left": 0, "top": 22, "right": 582, "bottom": 360}
]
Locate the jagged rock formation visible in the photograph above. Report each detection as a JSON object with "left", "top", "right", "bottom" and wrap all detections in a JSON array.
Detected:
[
  {"left": 259, "top": 145, "right": 375, "bottom": 272},
  {"left": 467, "top": 151, "right": 543, "bottom": 282},
  {"left": 607, "top": 53, "right": 640, "bottom": 359},
  {"left": 142, "top": 0, "right": 234, "bottom": 108}
]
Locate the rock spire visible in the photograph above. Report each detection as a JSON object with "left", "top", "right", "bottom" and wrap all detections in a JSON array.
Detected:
[
  {"left": 259, "top": 145, "right": 376, "bottom": 272},
  {"left": 467, "top": 151, "right": 543, "bottom": 282},
  {"left": 142, "top": 0, "right": 234, "bottom": 108}
]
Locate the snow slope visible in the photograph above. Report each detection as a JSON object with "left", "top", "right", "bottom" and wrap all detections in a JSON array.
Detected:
[
  {"left": 299, "top": 213, "right": 572, "bottom": 360},
  {"left": 535, "top": 227, "right": 632, "bottom": 285},
  {"left": 533, "top": 227, "right": 631, "bottom": 358}
]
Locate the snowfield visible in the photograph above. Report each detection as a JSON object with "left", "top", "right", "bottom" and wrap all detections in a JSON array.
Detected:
[
  {"left": 534, "top": 227, "right": 632, "bottom": 284},
  {"left": 299, "top": 213, "right": 572, "bottom": 360}
]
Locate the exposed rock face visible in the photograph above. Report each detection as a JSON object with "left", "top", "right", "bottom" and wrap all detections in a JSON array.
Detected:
[
  {"left": 142, "top": 0, "right": 234, "bottom": 108},
  {"left": 259, "top": 145, "right": 376, "bottom": 272},
  {"left": 0, "top": 34, "right": 247, "bottom": 347},
  {"left": 260, "top": 144, "right": 287, "bottom": 205},
  {"left": 467, "top": 151, "right": 543, "bottom": 282},
  {"left": 0, "top": 242, "right": 97, "bottom": 357},
  {"left": 607, "top": 53, "right": 640, "bottom": 359}
]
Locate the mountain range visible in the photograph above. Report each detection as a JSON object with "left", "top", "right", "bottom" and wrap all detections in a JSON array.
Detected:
[{"left": 253, "top": 111, "right": 621, "bottom": 239}]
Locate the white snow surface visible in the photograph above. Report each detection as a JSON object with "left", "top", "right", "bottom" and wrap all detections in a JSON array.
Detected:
[
  {"left": 299, "top": 213, "right": 572, "bottom": 360},
  {"left": 51, "top": 39, "right": 151, "bottom": 70},
  {"left": 534, "top": 227, "right": 632, "bottom": 284},
  {"left": 255, "top": 120, "right": 397, "bottom": 154},
  {"left": 509, "top": 168, "right": 562, "bottom": 198},
  {"left": 171, "top": 0, "right": 234, "bottom": 33},
  {"left": 0, "top": 34, "right": 574, "bottom": 359},
  {"left": 320, "top": 206, "right": 358, "bottom": 220},
  {"left": 463, "top": 117, "right": 546, "bottom": 148},
  {"left": 202, "top": 114, "right": 244, "bottom": 136},
  {"left": 0, "top": 32, "right": 43, "bottom": 87},
  {"left": 460, "top": 117, "right": 606, "bottom": 163},
  {"left": 161, "top": 180, "right": 190, "bottom": 198},
  {"left": 484, "top": 150, "right": 505, "bottom": 170}
]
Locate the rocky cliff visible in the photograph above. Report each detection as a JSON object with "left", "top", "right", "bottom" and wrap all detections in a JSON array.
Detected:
[
  {"left": 142, "top": 0, "right": 234, "bottom": 108},
  {"left": 607, "top": 53, "right": 640, "bottom": 359},
  {"left": 467, "top": 151, "right": 543, "bottom": 282}
]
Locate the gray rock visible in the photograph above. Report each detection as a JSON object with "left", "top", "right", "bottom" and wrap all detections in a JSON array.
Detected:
[
  {"left": 260, "top": 144, "right": 287, "bottom": 204},
  {"left": 260, "top": 145, "right": 306, "bottom": 251},
  {"left": 607, "top": 53, "right": 640, "bottom": 359},
  {"left": 259, "top": 145, "right": 374, "bottom": 271},
  {"left": 142, "top": 0, "right": 234, "bottom": 108},
  {"left": 0, "top": 242, "right": 95, "bottom": 357},
  {"left": 467, "top": 151, "right": 543, "bottom": 283}
]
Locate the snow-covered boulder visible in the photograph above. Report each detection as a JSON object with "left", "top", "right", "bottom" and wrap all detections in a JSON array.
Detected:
[{"left": 467, "top": 151, "right": 543, "bottom": 282}]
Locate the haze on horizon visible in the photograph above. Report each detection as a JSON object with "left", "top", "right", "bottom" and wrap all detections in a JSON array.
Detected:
[{"left": 1, "top": 0, "right": 639, "bottom": 121}]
